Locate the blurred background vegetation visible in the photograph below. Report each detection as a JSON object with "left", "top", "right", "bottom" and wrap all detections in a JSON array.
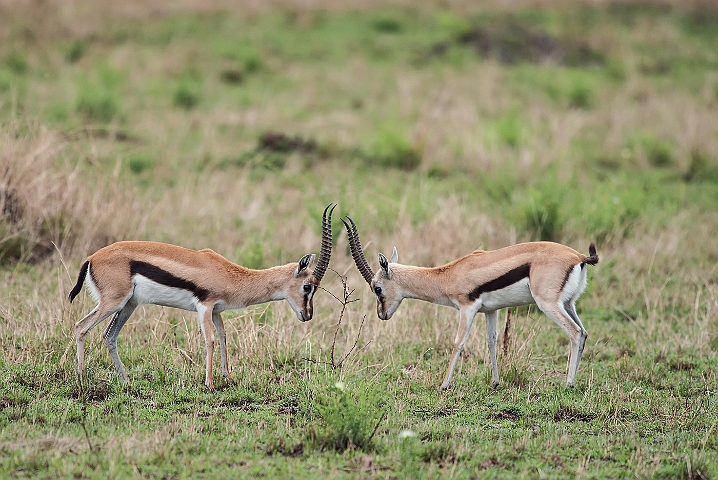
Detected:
[{"left": 0, "top": 0, "right": 717, "bottom": 477}]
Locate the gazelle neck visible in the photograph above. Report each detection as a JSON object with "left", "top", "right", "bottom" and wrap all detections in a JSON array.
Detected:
[
  {"left": 226, "top": 263, "right": 294, "bottom": 307},
  {"left": 390, "top": 264, "right": 454, "bottom": 307}
]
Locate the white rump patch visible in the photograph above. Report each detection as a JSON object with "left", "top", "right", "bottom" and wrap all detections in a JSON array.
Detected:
[
  {"left": 85, "top": 263, "right": 101, "bottom": 303},
  {"left": 560, "top": 264, "right": 587, "bottom": 303}
]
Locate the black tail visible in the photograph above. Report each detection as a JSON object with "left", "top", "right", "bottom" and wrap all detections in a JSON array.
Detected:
[
  {"left": 68, "top": 260, "right": 89, "bottom": 302},
  {"left": 584, "top": 243, "right": 599, "bottom": 266}
]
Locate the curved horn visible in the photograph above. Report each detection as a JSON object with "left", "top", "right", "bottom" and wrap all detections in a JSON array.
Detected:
[
  {"left": 312, "top": 204, "right": 335, "bottom": 282},
  {"left": 342, "top": 216, "right": 375, "bottom": 285}
]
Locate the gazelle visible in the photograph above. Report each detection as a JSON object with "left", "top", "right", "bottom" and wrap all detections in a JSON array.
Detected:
[
  {"left": 342, "top": 217, "right": 598, "bottom": 390},
  {"left": 69, "top": 205, "right": 335, "bottom": 390}
]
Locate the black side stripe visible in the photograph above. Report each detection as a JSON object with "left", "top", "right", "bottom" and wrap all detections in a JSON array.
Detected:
[
  {"left": 559, "top": 264, "right": 576, "bottom": 292},
  {"left": 129, "top": 261, "right": 210, "bottom": 302},
  {"left": 467, "top": 263, "right": 531, "bottom": 301}
]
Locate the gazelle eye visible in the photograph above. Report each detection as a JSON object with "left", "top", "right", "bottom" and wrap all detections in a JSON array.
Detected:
[
  {"left": 303, "top": 284, "right": 313, "bottom": 293},
  {"left": 374, "top": 286, "right": 382, "bottom": 296}
]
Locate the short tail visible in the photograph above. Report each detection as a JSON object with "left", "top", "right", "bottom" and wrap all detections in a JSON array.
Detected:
[
  {"left": 68, "top": 260, "right": 89, "bottom": 302},
  {"left": 583, "top": 243, "right": 599, "bottom": 266}
]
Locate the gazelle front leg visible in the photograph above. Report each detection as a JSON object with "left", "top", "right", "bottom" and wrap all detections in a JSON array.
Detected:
[
  {"left": 197, "top": 303, "right": 216, "bottom": 390},
  {"left": 212, "top": 312, "right": 234, "bottom": 384},
  {"left": 440, "top": 306, "right": 477, "bottom": 390},
  {"left": 485, "top": 310, "right": 500, "bottom": 388}
]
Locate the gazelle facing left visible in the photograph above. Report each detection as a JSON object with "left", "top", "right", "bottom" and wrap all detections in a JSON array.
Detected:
[
  {"left": 342, "top": 217, "right": 598, "bottom": 390},
  {"left": 69, "top": 205, "right": 335, "bottom": 390}
]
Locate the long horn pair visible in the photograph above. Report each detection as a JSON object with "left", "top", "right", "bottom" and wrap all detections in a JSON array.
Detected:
[
  {"left": 312, "top": 204, "right": 336, "bottom": 282},
  {"left": 341, "top": 216, "right": 375, "bottom": 285}
]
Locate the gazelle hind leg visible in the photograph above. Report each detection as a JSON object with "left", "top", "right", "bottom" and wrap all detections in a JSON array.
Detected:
[
  {"left": 564, "top": 301, "right": 588, "bottom": 375},
  {"left": 440, "top": 307, "right": 477, "bottom": 391},
  {"left": 485, "top": 310, "right": 500, "bottom": 388},
  {"left": 212, "top": 312, "right": 234, "bottom": 384},
  {"left": 533, "top": 297, "right": 586, "bottom": 387},
  {"left": 565, "top": 301, "right": 586, "bottom": 331},
  {"left": 102, "top": 300, "right": 137, "bottom": 384},
  {"left": 75, "top": 304, "right": 119, "bottom": 375}
]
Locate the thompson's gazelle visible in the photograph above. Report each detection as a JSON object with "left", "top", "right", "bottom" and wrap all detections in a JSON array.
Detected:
[
  {"left": 342, "top": 217, "right": 598, "bottom": 390},
  {"left": 69, "top": 205, "right": 335, "bottom": 390}
]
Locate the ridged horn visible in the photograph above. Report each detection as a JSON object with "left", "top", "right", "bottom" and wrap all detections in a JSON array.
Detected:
[
  {"left": 342, "top": 216, "right": 375, "bottom": 285},
  {"left": 312, "top": 204, "right": 335, "bottom": 282}
]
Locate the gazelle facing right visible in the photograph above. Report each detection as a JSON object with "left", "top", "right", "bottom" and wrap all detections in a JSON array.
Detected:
[
  {"left": 342, "top": 217, "right": 598, "bottom": 390},
  {"left": 69, "top": 205, "right": 335, "bottom": 390}
]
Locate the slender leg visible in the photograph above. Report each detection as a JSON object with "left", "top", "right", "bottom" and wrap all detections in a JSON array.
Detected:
[
  {"left": 212, "top": 312, "right": 234, "bottom": 384},
  {"left": 534, "top": 297, "right": 586, "bottom": 387},
  {"left": 197, "top": 303, "right": 215, "bottom": 390},
  {"left": 485, "top": 310, "right": 500, "bottom": 388},
  {"left": 565, "top": 301, "right": 586, "bottom": 331},
  {"left": 75, "top": 304, "right": 119, "bottom": 375},
  {"left": 102, "top": 300, "right": 137, "bottom": 384},
  {"left": 440, "top": 307, "right": 477, "bottom": 390},
  {"left": 564, "top": 301, "right": 588, "bottom": 381}
]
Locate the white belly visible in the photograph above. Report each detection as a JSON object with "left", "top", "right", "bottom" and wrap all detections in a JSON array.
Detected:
[
  {"left": 477, "top": 278, "right": 535, "bottom": 312},
  {"left": 132, "top": 275, "right": 199, "bottom": 311}
]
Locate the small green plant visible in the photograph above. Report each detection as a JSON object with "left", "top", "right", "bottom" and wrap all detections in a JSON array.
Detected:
[
  {"left": 683, "top": 149, "right": 718, "bottom": 183},
  {"left": 434, "top": 10, "right": 472, "bottom": 38},
  {"left": 420, "top": 441, "right": 458, "bottom": 464},
  {"left": 44, "top": 101, "right": 69, "bottom": 124},
  {"left": 521, "top": 195, "right": 563, "bottom": 241},
  {"left": 495, "top": 110, "right": 522, "bottom": 148},
  {"left": 605, "top": 59, "right": 627, "bottom": 81},
  {"left": 501, "top": 363, "right": 531, "bottom": 388},
  {"left": 363, "top": 126, "right": 421, "bottom": 170},
  {"left": 568, "top": 77, "right": 593, "bottom": 109},
  {"left": 583, "top": 186, "right": 644, "bottom": 243},
  {"left": 64, "top": 40, "right": 87, "bottom": 64},
  {"left": 239, "top": 240, "right": 264, "bottom": 269},
  {"left": 372, "top": 15, "right": 403, "bottom": 33},
  {"left": 77, "top": 87, "right": 120, "bottom": 123},
  {"left": 243, "top": 53, "right": 262, "bottom": 74},
  {"left": 635, "top": 132, "right": 674, "bottom": 167},
  {"left": 76, "top": 65, "right": 124, "bottom": 123},
  {"left": 127, "top": 152, "right": 156, "bottom": 175},
  {"left": 5, "top": 51, "right": 28, "bottom": 75},
  {"left": 308, "top": 381, "right": 386, "bottom": 452},
  {"left": 173, "top": 77, "right": 201, "bottom": 109},
  {"left": 426, "top": 164, "right": 449, "bottom": 179},
  {"left": 220, "top": 68, "right": 243, "bottom": 84}
]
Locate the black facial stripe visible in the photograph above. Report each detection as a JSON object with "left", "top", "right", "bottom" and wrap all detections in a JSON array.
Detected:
[
  {"left": 129, "top": 260, "right": 210, "bottom": 302},
  {"left": 467, "top": 263, "right": 531, "bottom": 301}
]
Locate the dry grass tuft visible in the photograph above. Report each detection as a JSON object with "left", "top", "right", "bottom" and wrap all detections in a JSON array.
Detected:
[{"left": 0, "top": 121, "right": 140, "bottom": 263}]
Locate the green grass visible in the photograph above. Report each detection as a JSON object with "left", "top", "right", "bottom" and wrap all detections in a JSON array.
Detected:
[{"left": 1, "top": 1, "right": 717, "bottom": 478}]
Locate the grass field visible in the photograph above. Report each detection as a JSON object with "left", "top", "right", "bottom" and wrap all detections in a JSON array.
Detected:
[{"left": 1, "top": 0, "right": 717, "bottom": 477}]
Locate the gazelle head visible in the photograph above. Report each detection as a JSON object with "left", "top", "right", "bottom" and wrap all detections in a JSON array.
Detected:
[
  {"left": 286, "top": 204, "right": 336, "bottom": 322},
  {"left": 342, "top": 216, "right": 403, "bottom": 320}
]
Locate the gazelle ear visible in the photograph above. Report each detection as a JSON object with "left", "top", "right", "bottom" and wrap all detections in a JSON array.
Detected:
[
  {"left": 389, "top": 246, "right": 398, "bottom": 264},
  {"left": 295, "top": 254, "right": 315, "bottom": 277},
  {"left": 378, "top": 253, "right": 392, "bottom": 279}
]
